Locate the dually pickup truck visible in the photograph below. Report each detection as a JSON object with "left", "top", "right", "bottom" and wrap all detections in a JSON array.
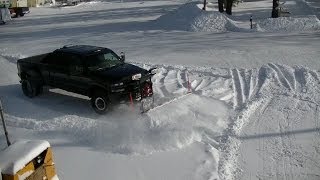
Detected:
[{"left": 17, "top": 45, "right": 156, "bottom": 114}]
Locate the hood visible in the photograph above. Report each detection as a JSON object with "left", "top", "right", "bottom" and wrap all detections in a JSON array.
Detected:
[{"left": 92, "top": 63, "right": 147, "bottom": 82}]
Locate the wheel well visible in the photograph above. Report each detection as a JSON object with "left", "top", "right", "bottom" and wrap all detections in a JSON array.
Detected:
[{"left": 20, "top": 70, "right": 43, "bottom": 85}]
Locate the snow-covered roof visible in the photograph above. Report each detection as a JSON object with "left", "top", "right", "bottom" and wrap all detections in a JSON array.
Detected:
[{"left": 0, "top": 140, "right": 50, "bottom": 175}]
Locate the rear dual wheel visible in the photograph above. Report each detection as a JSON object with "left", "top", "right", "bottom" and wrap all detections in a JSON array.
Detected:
[{"left": 21, "top": 79, "right": 42, "bottom": 98}]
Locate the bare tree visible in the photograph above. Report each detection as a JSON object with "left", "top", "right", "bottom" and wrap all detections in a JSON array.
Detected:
[
  {"left": 226, "top": 0, "right": 233, "bottom": 15},
  {"left": 271, "top": 0, "right": 280, "bottom": 18},
  {"left": 203, "top": 0, "right": 207, "bottom": 10},
  {"left": 218, "top": 0, "right": 224, "bottom": 12}
]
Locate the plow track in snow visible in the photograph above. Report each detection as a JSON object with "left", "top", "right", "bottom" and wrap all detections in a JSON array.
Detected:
[
  {"left": 1, "top": 54, "right": 320, "bottom": 179},
  {"left": 229, "top": 64, "right": 320, "bottom": 110},
  {"left": 223, "top": 64, "right": 320, "bottom": 179},
  {"left": 268, "top": 63, "right": 295, "bottom": 91}
]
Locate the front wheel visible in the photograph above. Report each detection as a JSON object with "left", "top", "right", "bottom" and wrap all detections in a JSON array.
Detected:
[{"left": 91, "top": 91, "right": 110, "bottom": 114}]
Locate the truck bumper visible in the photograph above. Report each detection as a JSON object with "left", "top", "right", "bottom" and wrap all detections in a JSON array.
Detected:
[{"left": 109, "top": 78, "right": 153, "bottom": 103}]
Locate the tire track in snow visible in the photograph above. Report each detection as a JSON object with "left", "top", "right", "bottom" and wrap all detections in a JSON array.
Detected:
[
  {"left": 164, "top": 69, "right": 181, "bottom": 94},
  {"left": 223, "top": 65, "right": 320, "bottom": 180},
  {"left": 238, "top": 69, "right": 247, "bottom": 104},
  {"left": 294, "top": 67, "right": 307, "bottom": 93},
  {"left": 150, "top": 65, "right": 233, "bottom": 107},
  {"left": 315, "top": 105, "right": 320, "bottom": 136},
  {"left": 247, "top": 69, "right": 255, "bottom": 100},
  {"left": 195, "top": 78, "right": 210, "bottom": 92},
  {"left": 231, "top": 69, "right": 243, "bottom": 109},
  {"left": 308, "top": 70, "right": 320, "bottom": 85},
  {"left": 194, "top": 79, "right": 204, "bottom": 91},
  {"left": 157, "top": 68, "right": 170, "bottom": 97},
  {"left": 268, "top": 63, "right": 294, "bottom": 91},
  {"left": 230, "top": 68, "right": 255, "bottom": 109},
  {"left": 177, "top": 69, "right": 188, "bottom": 90},
  {"left": 150, "top": 63, "right": 320, "bottom": 180},
  {"left": 239, "top": 69, "right": 253, "bottom": 103},
  {"left": 251, "top": 66, "right": 268, "bottom": 98}
]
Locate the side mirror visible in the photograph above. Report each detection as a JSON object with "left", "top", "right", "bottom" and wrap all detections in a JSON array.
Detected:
[{"left": 120, "top": 52, "right": 125, "bottom": 62}]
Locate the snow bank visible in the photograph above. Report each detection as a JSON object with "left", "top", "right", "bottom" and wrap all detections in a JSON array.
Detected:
[
  {"left": 0, "top": 56, "right": 19, "bottom": 85},
  {"left": 154, "top": 2, "right": 240, "bottom": 32},
  {"left": 0, "top": 140, "right": 50, "bottom": 174},
  {"left": 256, "top": 15, "right": 320, "bottom": 32},
  {"left": 191, "top": 11, "right": 241, "bottom": 32},
  {"left": 154, "top": 2, "right": 320, "bottom": 33}
]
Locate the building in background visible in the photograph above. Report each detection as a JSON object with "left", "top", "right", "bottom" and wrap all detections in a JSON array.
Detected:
[
  {"left": 0, "top": 0, "right": 10, "bottom": 7},
  {"left": 5, "top": 0, "right": 46, "bottom": 7},
  {"left": 27, "top": 0, "right": 46, "bottom": 7}
]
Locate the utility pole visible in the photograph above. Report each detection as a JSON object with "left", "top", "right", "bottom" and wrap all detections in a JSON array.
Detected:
[{"left": 0, "top": 100, "right": 11, "bottom": 147}]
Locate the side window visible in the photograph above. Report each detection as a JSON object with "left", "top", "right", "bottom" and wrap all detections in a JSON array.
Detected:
[
  {"left": 42, "top": 52, "right": 84, "bottom": 73},
  {"left": 67, "top": 54, "right": 84, "bottom": 74},
  {"left": 42, "top": 52, "right": 67, "bottom": 67},
  {"left": 104, "top": 52, "right": 119, "bottom": 61}
]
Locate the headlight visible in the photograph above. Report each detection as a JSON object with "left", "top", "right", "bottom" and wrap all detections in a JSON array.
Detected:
[
  {"left": 132, "top": 73, "right": 142, "bottom": 80},
  {"left": 111, "top": 82, "right": 124, "bottom": 87}
]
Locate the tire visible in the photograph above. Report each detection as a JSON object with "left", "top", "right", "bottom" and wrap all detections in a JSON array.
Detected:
[
  {"left": 21, "top": 79, "right": 37, "bottom": 98},
  {"left": 91, "top": 91, "right": 110, "bottom": 114}
]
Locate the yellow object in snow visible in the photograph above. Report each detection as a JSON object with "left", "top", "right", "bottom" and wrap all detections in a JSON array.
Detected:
[{"left": 0, "top": 140, "right": 58, "bottom": 180}]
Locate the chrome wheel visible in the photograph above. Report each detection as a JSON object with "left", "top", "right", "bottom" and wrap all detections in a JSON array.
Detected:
[{"left": 95, "top": 97, "right": 106, "bottom": 111}]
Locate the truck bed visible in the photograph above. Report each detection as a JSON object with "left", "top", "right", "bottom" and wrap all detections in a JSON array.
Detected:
[{"left": 18, "top": 53, "right": 48, "bottom": 64}]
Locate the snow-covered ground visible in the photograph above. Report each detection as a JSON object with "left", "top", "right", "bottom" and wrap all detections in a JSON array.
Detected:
[{"left": 0, "top": 0, "right": 319, "bottom": 179}]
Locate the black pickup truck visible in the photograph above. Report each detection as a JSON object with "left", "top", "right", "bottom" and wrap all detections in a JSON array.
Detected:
[{"left": 17, "top": 45, "right": 156, "bottom": 114}]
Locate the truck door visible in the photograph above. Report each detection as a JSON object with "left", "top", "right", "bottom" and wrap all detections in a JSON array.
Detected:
[
  {"left": 64, "top": 54, "right": 91, "bottom": 95},
  {"left": 41, "top": 52, "right": 69, "bottom": 89}
]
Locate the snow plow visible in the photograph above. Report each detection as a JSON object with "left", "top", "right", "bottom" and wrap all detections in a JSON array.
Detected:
[{"left": 0, "top": 100, "right": 59, "bottom": 180}]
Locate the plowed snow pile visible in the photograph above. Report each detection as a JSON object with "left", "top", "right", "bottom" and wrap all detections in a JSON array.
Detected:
[
  {"left": 154, "top": 2, "right": 320, "bottom": 33},
  {"left": 154, "top": 2, "right": 240, "bottom": 32},
  {"left": 257, "top": 15, "right": 320, "bottom": 32}
]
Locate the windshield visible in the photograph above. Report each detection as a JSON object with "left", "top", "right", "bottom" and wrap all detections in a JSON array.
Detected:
[{"left": 87, "top": 51, "right": 122, "bottom": 71}]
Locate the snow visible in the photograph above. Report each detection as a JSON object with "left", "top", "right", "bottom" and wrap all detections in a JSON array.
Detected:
[
  {"left": 0, "top": 0, "right": 319, "bottom": 179},
  {"left": 0, "top": 140, "right": 50, "bottom": 174},
  {"left": 154, "top": 2, "right": 243, "bottom": 32},
  {"left": 154, "top": 1, "right": 320, "bottom": 32},
  {"left": 256, "top": 15, "right": 320, "bottom": 32},
  {"left": 51, "top": 174, "right": 59, "bottom": 180}
]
